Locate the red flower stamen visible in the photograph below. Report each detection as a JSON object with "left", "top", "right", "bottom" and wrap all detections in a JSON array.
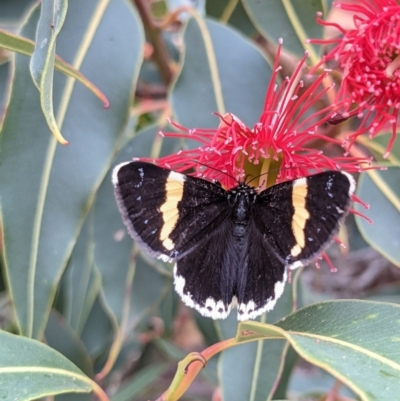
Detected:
[
  {"left": 349, "top": 208, "right": 373, "bottom": 224},
  {"left": 333, "top": 236, "right": 347, "bottom": 249},
  {"left": 151, "top": 43, "right": 369, "bottom": 189},
  {"left": 322, "top": 252, "right": 338, "bottom": 272},
  {"left": 309, "top": 0, "right": 400, "bottom": 156}
]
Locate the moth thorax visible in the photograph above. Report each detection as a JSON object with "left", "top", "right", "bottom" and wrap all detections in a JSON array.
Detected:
[{"left": 232, "top": 193, "right": 251, "bottom": 223}]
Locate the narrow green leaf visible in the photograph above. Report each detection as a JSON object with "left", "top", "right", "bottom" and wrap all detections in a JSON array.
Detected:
[
  {"left": 30, "top": 0, "right": 68, "bottom": 143},
  {"left": 355, "top": 167, "right": 400, "bottom": 266},
  {"left": 61, "top": 212, "right": 101, "bottom": 336},
  {"left": 129, "top": 253, "right": 172, "bottom": 328},
  {"left": 56, "top": 394, "right": 92, "bottom": 401},
  {"left": 194, "top": 314, "right": 221, "bottom": 346},
  {"left": 0, "top": 61, "right": 9, "bottom": 112},
  {"left": 271, "top": 345, "right": 298, "bottom": 399},
  {"left": 30, "top": 0, "right": 67, "bottom": 87},
  {"left": 0, "top": 29, "right": 109, "bottom": 106},
  {"left": 242, "top": 0, "right": 325, "bottom": 61},
  {"left": 56, "top": 393, "right": 92, "bottom": 401},
  {"left": 220, "top": 338, "right": 288, "bottom": 401},
  {"left": 287, "top": 364, "right": 356, "bottom": 401},
  {"left": 80, "top": 295, "right": 115, "bottom": 360},
  {"left": 158, "top": 287, "right": 180, "bottom": 335},
  {"left": 206, "top": 0, "right": 257, "bottom": 37},
  {"left": 357, "top": 132, "right": 400, "bottom": 165},
  {"left": 0, "top": 330, "right": 94, "bottom": 400},
  {"left": 0, "top": 0, "right": 144, "bottom": 339},
  {"left": 111, "top": 363, "right": 169, "bottom": 401},
  {"left": 0, "top": 1, "right": 31, "bottom": 21},
  {"left": 170, "top": 17, "right": 272, "bottom": 128},
  {"left": 238, "top": 300, "right": 400, "bottom": 401},
  {"left": 30, "top": 0, "right": 68, "bottom": 145},
  {"left": 0, "top": 29, "right": 39, "bottom": 54},
  {"left": 45, "top": 310, "right": 94, "bottom": 378}
]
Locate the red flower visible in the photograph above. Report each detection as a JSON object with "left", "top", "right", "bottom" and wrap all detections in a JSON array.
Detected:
[
  {"left": 152, "top": 44, "right": 368, "bottom": 189},
  {"left": 310, "top": 0, "right": 400, "bottom": 156}
]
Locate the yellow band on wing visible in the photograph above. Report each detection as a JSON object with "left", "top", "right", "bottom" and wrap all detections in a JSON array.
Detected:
[
  {"left": 290, "top": 178, "right": 310, "bottom": 257},
  {"left": 159, "top": 171, "right": 185, "bottom": 250}
]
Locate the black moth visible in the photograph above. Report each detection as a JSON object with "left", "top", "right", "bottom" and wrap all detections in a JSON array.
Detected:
[{"left": 112, "top": 161, "right": 355, "bottom": 321}]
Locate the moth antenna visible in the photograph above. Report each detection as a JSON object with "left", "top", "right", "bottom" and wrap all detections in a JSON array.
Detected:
[
  {"left": 191, "top": 160, "right": 240, "bottom": 185},
  {"left": 257, "top": 179, "right": 266, "bottom": 190},
  {"left": 246, "top": 171, "right": 273, "bottom": 187}
]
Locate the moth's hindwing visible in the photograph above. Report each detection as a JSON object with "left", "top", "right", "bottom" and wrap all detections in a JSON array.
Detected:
[
  {"left": 112, "top": 161, "right": 229, "bottom": 261},
  {"left": 174, "top": 218, "right": 235, "bottom": 320},
  {"left": 235, "top": 222, "right": 288, "bottom": 320}
]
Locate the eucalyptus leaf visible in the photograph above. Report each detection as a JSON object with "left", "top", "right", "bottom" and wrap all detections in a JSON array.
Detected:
[
  {"left": 61, "top": 211, "right": 101, "bottom": 336},
  {"left": 242, "top": 0, "right": 325, "bottom": 59},
  {"left": 0, "top": 330, "right": 93, "bottom": 400},
  {"left": 238, "top": 300, "right": 400, "bottom": 401},
  {"left": 56, "top": 393, "right": 92, "bottom": 401},
  {"left": 45, "top": 310, "right": 94, "bottom": 378},
  {"left": 0, "top": 0, "right": 34, "bottom": 21},
  {"left": 358, "top": 132, "right": 400, "bottom": 165},
  {"left": 0, "top": 61, "right": 9, "bottom": 111},
  {"left": 0, "top": 29, "right": 109, "bottom": 105},
  {"left": 272, "top": 345, "right": 298, "bottom": 399},
  {"left": 170, "top": 17, "right": 271, "bottom": 128},
  {"left": 194, "top": 313, "right": 221, "bottom": 346},
  {"left": 30, "top": 0, "right": 68, "bottom": 143},
  {"left": 166, "top": 0, "right": 206, "bottom": 21},
  {"left": 111, "top": 363, "right": 169, "bottom": 401},
  {"left": 0, "top": 0, "right": 143, "bottom": 339},
  {"left": 287, "top": 363, "right": 356, "bottom": 401},
  {"left": 80, "top": 295, "right": 115, "bottom": 361},
  {"left": 355, "top": 167, "right": 400, "bottom": 266},
  {"left": 206, "top": 0, "right": 256, "bottom": 36}
]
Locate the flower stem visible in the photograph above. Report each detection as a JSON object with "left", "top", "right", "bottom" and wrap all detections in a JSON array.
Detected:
[
  {"left": 157, "top": 338, "right": 237, "bottom": 401},
  {"left": 132, "top": 0, "right": 173, "bottom": 86}
]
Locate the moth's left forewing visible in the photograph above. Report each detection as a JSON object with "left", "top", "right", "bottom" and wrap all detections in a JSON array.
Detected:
[
  {"left": 113, "top": 161, "right": 231, "bottom": 262},
  {"left": 112, "top": 161, "right": 181, "bottom": 260}
]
